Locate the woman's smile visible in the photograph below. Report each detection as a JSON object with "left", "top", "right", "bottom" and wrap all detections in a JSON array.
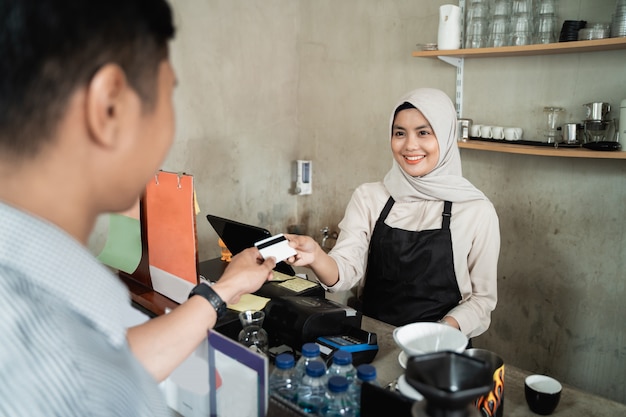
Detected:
[{"left": 403, "top": 154, "right": 425, "bottom": 164}]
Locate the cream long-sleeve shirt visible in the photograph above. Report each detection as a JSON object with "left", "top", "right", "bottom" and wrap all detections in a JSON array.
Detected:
[{"left": 325, "top": 182, "right": 500, "bottom": 338}]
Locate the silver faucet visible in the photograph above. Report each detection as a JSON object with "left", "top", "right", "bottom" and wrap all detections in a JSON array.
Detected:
[{"left": 320, "top": 226, "right": 338, "bottom": 252}]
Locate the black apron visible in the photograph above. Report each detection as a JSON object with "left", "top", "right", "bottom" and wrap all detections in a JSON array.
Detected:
[{"left": 361, "top": 197, "right": 462, "bottom": 327}]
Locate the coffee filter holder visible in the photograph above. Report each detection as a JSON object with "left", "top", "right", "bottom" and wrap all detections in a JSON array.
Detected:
[{"left": 406, "top": 351, "right": 492, "bottom": 417}]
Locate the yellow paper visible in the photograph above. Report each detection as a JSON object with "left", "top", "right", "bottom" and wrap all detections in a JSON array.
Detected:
[
  {"left": 227, "top": 293, "right": 271, "bottom": 312},
  {"left": 271, "top": 270, "right": 296, "bottom": 282},
  {"left": 277, "top": 277, "right": 319, "bottom": 293}
]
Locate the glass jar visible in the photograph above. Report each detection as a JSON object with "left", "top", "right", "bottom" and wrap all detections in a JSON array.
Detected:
[{"left": 237, "top": 310, "right": 269, "bottom": 355}]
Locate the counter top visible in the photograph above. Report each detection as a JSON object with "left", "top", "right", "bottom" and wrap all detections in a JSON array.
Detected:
[{"left": 361, "top": 316, "right": 626, "bottom": 417}]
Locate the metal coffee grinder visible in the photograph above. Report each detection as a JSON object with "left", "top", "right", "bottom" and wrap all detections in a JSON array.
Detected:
[{"left": 582, "top": 102, "right": 614, "bottom": 143}]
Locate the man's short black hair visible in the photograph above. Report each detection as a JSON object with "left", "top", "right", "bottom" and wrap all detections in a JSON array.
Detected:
[{"left": 0, "top": 0, "right": 175, "bottom": 157}]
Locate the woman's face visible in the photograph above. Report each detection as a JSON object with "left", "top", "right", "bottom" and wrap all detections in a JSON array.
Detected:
[{"left": 391, "top": 108, "right": 439, "bottom": 177}]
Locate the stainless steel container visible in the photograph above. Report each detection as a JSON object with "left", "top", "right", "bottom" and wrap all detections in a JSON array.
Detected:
[
  {"left": 583, "top": 102, "right": 610, "bottom": 121},
  {"left": 457, "top": 118, "right": 472, "bottom": 142},
  {"left": 562, "top": 123, "right": 583, "bottom": 144}
]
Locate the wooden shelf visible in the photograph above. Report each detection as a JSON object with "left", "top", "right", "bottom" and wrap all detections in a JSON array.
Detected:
[
  {"left": 458, "top": 140, "right": 626, "bottom": 159},
  {"left": 413, "top": 37, "right": 626, "bottom": 58}
]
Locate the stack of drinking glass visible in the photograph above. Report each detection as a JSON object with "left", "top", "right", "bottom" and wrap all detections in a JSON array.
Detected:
[
  {"left": 465, "top": 0, "right": 490, "bottom": 48},
  {"left": 488, "top": 0, "right": 512, "bottom": 47},
  {"left": 535, "top": 0, "right": 558, "bottom": 44},
  {"left": 509, "top": 0, "right": 534, "bottom": 46},
  {"left": 611, "top": 0, "right": 626, "bottom": 37}
]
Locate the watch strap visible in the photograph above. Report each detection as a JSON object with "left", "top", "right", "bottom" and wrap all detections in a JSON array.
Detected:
[{"left": 189, "top": 283, "right": 227, "bottom": 318}]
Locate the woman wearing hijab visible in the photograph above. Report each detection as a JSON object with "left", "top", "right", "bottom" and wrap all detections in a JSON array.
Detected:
[{"left": 287, "top": 88, "right": 500, "bottom": 338}]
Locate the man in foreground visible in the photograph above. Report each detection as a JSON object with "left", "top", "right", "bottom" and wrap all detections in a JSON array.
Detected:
[{"left": 0, "top": 1, "right": 275, "bottom": 415}]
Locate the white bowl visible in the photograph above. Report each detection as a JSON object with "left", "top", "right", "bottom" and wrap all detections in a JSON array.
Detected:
[{"left": 393, "top": 322, "right": 468, "bottom": 357}]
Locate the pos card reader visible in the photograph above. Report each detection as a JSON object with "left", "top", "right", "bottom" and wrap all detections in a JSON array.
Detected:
[
  {"left": 263, "top": 296, "right": 363, "bottom": 352},
  {"left": 316, "top": 326, "right": 379, "bottom": 366}
]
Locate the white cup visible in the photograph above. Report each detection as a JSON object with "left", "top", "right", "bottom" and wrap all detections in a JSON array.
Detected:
[
  {"left": 470, "top": 124, "right": 482, "bottom": 138},
  {"left": 480, "top": 125, "right": 493, "bottom": 138},
  {"left": 492, "top": 126, "right": 505, "bottom": 139},
  {"left": 504, "top": 127, "right": 523, "bottom": 140}
]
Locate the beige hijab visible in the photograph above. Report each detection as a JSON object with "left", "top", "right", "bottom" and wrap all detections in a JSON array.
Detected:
[{"left": 383, "top": 88, "right": 487, "bottom": 203}]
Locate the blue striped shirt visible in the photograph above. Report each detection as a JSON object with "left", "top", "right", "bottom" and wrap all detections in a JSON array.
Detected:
[{"left": 0, "top": 202, "right": 171, "bottom": 416}]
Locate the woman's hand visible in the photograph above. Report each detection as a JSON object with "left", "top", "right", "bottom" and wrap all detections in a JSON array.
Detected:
[
  {"left": 284, "top": 234, "right": 322, "bottom": 266},
  {"left": 284, "top": 233, "right": 340, "bottom": 287}
]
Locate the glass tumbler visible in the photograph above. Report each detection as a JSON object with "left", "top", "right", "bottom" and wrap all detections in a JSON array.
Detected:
[
  {"left": 512, "top": 0, "right": 532, "bottom": 15},
  {"left": 493, "top": 0, "right": 512, "bottom": 17},
  {"left": 536, "top": 13, "right": 557, "bottom": 43},
  {"left": 510, "top": 13, "right": 533, "bottom": 46},
  {"left": 536, "top": 0, "right": 557, "bottom": 16},
  {"left": 489, "top": 15, "right": 510, "bottom": 47},
  {"left": 466, "top": 17, "right": 489, "bottom": 48}
]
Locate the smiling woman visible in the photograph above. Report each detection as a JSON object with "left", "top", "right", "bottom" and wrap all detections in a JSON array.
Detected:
[
  {"left": 391, "top": 105, "right": 440, "bottom": 178},
  {"left": 286, "top": 87, "right": 501, "bottom": 338}
]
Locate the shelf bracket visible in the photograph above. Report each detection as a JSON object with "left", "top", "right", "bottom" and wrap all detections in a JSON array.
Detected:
[
  {"left": 437, "top": 56, "right": 463, "bottom": 68},
  {"left": 436, "top": 56, "right": 465, "bottom": 118}
]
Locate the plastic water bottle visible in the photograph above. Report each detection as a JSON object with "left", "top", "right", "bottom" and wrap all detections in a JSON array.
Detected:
[
  {"left": 269, "top": 353, "right": 298, "bottom": 403},
  {"left": 350, "top": 364, "right": 380, "bottom": 417},
  {"left": 295, "top": 343, "right": 327, "bottom": 380},
  {"left": 297, "top": 361, "right": 328, "bottom": 414},
  {"left": 326, "top": 350, "right": 356, "bottom": 382},
  {"left": 322, "top": 376, "right": 355, "bottom": 417}
]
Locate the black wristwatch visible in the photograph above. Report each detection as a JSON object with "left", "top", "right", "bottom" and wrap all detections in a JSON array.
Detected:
[{"left": 189, "top": 282, "right": 228, "bottom": 319}]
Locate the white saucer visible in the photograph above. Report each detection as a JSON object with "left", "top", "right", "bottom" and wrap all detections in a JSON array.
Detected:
[
  {"left": 398, "top": 351, "right": 408, "bottom": 369},
  {"left": 397, "top": 375, "right": 424, "bottom": 401}
]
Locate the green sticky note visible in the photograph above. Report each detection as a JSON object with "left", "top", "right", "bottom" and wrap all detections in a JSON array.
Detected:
[{"left": 96, "top": 213, "right": 142, "bottom": 274}]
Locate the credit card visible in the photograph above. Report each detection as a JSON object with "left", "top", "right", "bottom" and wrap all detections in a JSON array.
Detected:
[{"left": 254, "top": 233, "right": 297, "bottom": 262}]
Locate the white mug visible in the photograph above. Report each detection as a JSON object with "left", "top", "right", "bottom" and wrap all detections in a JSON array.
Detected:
[
  {"left": 480, "top": 125, "right": 493, "bottom": 139},
  {"left": 491, "top": 126, "right": 505, "bottom": 139},
  {"left": 470, "top": 124, "right": 482, "bottom": 138},
  {"left": 504, "top": 127, "right": 523, "bottom": 140}
]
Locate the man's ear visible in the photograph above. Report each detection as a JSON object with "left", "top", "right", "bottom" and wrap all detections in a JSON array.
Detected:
[{"left": 85, "top": 64, "right": 129, "bottom": 148}]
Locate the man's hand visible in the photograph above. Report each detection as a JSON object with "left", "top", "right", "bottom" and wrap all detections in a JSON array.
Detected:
[{"left": 211, "top": 247, "right": 276, "bottom": 305}]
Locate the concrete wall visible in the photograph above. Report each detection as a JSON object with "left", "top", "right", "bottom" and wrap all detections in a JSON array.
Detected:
[{"left": 90, "top": 0, "right": 626, "bottom": 404}]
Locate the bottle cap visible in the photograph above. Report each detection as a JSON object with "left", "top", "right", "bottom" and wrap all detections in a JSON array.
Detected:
[
  {"left": 332, "top": 350, "right": 352, "bottom": 366},
  {"left": 328, "top": 376, "right": 350, "bottom": 392},
  {"left": 305, "top": 361, "right": 326, "bottom": 377},
  {"left": 275, "top": 353, "right": 295, "bottom": 369},
  {"left": 357, "top": 364, "right": 377, "bottom": 382},
  {"left": 301, "top": 342, "right": 320, "bottom": 358}
]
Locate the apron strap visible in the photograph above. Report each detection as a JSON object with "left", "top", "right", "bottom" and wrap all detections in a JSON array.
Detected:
[
  {"left": 442, "top": 201, "right": 452, "bottom": 230},
  {"left": 380, "top": 196, "right": 395, "bottom": 221}
]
